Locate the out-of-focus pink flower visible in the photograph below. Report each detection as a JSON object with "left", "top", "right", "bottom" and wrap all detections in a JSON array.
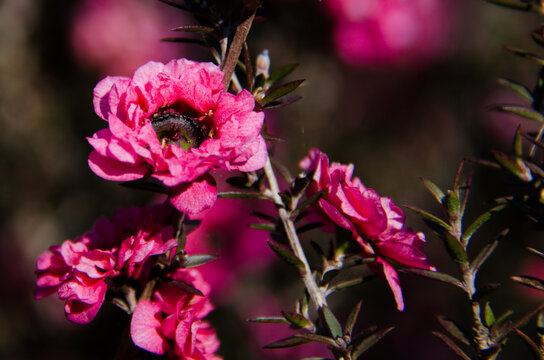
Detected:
[
  {"left": 131, "top": 268, "right": 221, "bottom": 359},
  {"left": 184, "top": 197, "right": 275, "bottom": 299},
  {"left": 70, "top": 0, "right": 183, "bottom": 75},
  {"left": 326, "top": 0, "right": 450, "bottom": 66},
  {"left": 88, "top": 59, "right": 267, "bottom": 214},
  {"left": 35, "top": 203, "right": 177, "bottom": 323},
  {"left": 300, "top": 148, "right": 435, "bottom": 310}
]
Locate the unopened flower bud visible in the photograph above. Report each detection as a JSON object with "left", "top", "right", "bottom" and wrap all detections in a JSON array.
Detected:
[{"left": 256, "top": 49, "right": 270, "bottom": 79}]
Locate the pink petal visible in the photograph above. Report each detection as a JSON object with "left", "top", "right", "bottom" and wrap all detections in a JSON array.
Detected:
[
  {"left": 168, "top": 174, "right": 217, "bottom": 215},
  {"left": 379, "top": 259, "right": 404, "bottom": 311},
  {"left": 88, "top": 150, "right": 149, "bottom": 181},
  {"left": 131, "top": 301, "right": 167, "bottom": 355}
]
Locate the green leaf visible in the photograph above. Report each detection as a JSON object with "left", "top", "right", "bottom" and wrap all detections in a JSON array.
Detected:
[
  {"left": 250, "top": 223, "right": 277, "bottom": 232},
  {"left": 505, "top": 46, "right": 544, "bottom": 65},
  {"left": 294, "top": 333, "right": 339, "bottom": 347},
  {"left": 492, "top": 151, "right": 533, "bottom": 182},
  {"left": 218, "top": 191, "right": 267, "bottom": 199},
  {"left": 251, "top": 211, "right": 277, "bottom": 223},
  {"left": 436, "top": 315, "right": 470, "bottom": 345},
  {"left": 473, "top": 283, "right": 501, "bottom": 302},
  {"left": 321, "top": 269, "right": 340, "bottom": 285},
  {"left": 296, "top": 222, "right": 325, "bottom": 234},
  {"left": 404, "top": 206, "right": 452, "bottom": 234},
  {"left": 326, "top": 277, "right": 365, "bottom": 296},
  {"left": 180, "top": 254, "right": 217, "bottom": 268},
  {"left": 470, "top": 234, "right": 502, "bottom": 276},
  {"left": 292, "top": 175, "right": 310, "bottom": 197},
  {"left": 160, "top": 37, "right": 207, "bottom": 46},
  {"left": 531, "top": 31, "right": 544, "bottom": 48},
  {"left": 260, "top": 79, "right": 305, "bottom": 105},
  {"left": 443, "top": 234, "right": 469, "bottom": 265},
  {"left": 484, "top": 0, "right": 531, "bottom": 11},
  {"left": 264, "top": 336, "right": 309, "bottom": 349},
  {"left": 432, "top": 331, "right": 471, "bottom": 360},
  {"left": 528, "top": 247, "right": 544, "bottom": 260},
  {"left": 345, "top": 300, "right": 363, "bottom": 338},
  {"left": 400, "top": 268, "right": 464, "bottom": 290},
  {"left": 292, "top": 189, "right": 328, "bottom": 219},
  {"left": 267, "top": 241, "right": 305, "bottom": 271},
  {"left": 514, "top": 329, "right": 542, "bottom": 360},
  {"left": 511, "top": 275, "right": 544, "bottom": 292},
  {"left": 494, "top": 104, "right": 544, "bottom": 123},
  {"left": 281, "top": 311, "right": 314, "bottom": 330},
  {"left": 248, "top": 316, "right": 290, "bottom": 324},
  {"left": 463, "top": 205, "right": 507, "bottom": 246},
  {"left": 494, "top": 303, "right": 544, "bottom": 343},
  {"left": 170, "top": 25, "right": 214, "bottom": 33},
  {"left": 420, "top": 177, "right": 446, "bottom": 203},
  {"left": 443, "top": 192, "right": 461, "bottom": 219},
  {"left": 484, "top": 302, "right": 496, "bottom": 328},
  {"left": 267, "top": 64, "right": 299, "bottom": 86},
  {"left": 351, "top": 327, "right": 394, "bottom": 359},
  {"left": 322, "top": 306, "right": 343, "bottom": 339},
  {"left": 514, "top": 125, "right": 524, "bottom": 157},
  {"left": 498, "top": 78, "right": 533, "bottom": 101},
  {"left": 170, "top": 280, "right": 204, "bottom": 297}
]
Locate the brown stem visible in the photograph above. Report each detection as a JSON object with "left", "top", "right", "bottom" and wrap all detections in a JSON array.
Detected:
[{"left": 221, "top": 12, "right": 256, "bottom": 91}]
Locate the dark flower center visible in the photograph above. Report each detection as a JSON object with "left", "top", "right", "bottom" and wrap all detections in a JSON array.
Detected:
[{"left": 151, "top": 113, "right": 206, "bottom": 150}]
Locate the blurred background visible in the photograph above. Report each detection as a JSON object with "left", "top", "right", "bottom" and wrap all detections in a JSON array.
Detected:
[{"left": 1, "top": 0, "right": 544, "bottom": 359}]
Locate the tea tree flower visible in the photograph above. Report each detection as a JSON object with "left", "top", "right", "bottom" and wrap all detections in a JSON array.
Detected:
[
  {"left": 300, "top": 148, "right": 435, "bottom": 310},
  {"left": 88, "top": 58, "right": 267, "bottom": 214},
  {"left": 35, "top": 203, "right": 177, "bottom": 323}
]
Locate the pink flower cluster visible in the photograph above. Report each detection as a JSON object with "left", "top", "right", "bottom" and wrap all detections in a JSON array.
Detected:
[
  {"left": 35, "top": 203, "right": 222, "bottom": 359},
  {"left": 326, "top": 0, "right": 450, "bottom": 66},
  {"left": 300, "top": 148, "right": 435, "bottom": 310},
  {"left": 88, "top": 58, "right": 267, "bottom": 214},
  {"left": 131, "top": 269, "right": 221, "bottom": 359},
  {"left": 35, "top": 203, "right": 177, "bottom": 324}
]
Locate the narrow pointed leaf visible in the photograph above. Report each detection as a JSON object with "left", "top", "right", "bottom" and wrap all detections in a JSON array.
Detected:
[
  {"left": 532, "top": 31, "right": 544, "bottom": 48},
  {"left": 444, "top": 192, "right": 461, "bottom": 218},
  {"left": 292, "top": 175, "right": 310, "bottom": 197},
  {"left": 511, "top": 275, "right": 544, "bottom": 291},
  {"left": 473, "top": 283, "right": 501, "bottom": 302},
  {"left": 281, "top": 311, "right": 313, "bottom": 330},
  {"left": 492, "top": 151, "right": 533, "bottom": 181},
  {"left": 170, "top": 280, "right": 204, "bottom": 297},
  {"left": 264, "top": 336, "right": 309, "bottom": 349},
  {"left": 495, "top": 105, "right": 544, "bottom": 123},
  {"left": 180, "top": 254, "right": 217, "bottom": 268},
  {"left": 322, "top": 306, "right": 343, "bottom": 339},
  {"left": 158, "top": 0, "right": 189, "bottom": 10},
  {"left": 161, "top": 37, "right": 207, "bottom": 46},
  {"left": 352, "top": 327, "right": 394, "bottom": 359},
  {"left": 292, "top": 189, "right": 328, "bottom": 218},
  {"left": 296, "top": 222, "right": 325, "bottom": 234},
  {"left": 436, "top": 315, "right": 470, "bottom": 345},
  {"left": 470, "top": 237, "right": 501, "bottom": 276},
  {"left": 294, "top": 333, "right": 338, "bottom": 348},
  {"left": 251, "top": 211, "right": 277, "bottom": 223},
  {"left": 248, "top": 316, "right": 290, "bottom": 324},
  {"left": 495, "top": 303, "right": 544, "bottom": 342},
  {"left": 262, "top": 95, "right": 303, "bottom": 109},
  {"left": 505, "top": 47, "right": 544, "bottom": 65},
  {"left": 492, "top": 310, "right": 514, "bottom": 332},
  {"left": 514, "top": 329, "right": 542, "bottom": 360},
  {"left": 267, "top": 241, "right": 305, "bottom": 271},
  {"left": 432, "top": 331, "right": 471, "bottom": 360},
  {"left": 514, "top": 126, "right": 524, "bottom": 157},
  {"left": 404, "top": 206, "right": 451, "bottom": 234},
  {"left": 484, "top": 0, "right": 531, "bottom": 11},
  {"left": 218, "top": 191, "right": 267, "bottom": 199},
  {"left": 484, "top": 302, "right": 496, "bottom": 327},
  {"left": 170, "top": 25, "right": 214, "bottom": 33},
  {"left": 443, "top": 234, "right": 468, "bottom": 265},
  {"left": 267, "top": 64, "right": 299, "bottom": 85},
  {"left": 420, "top": 177, "right": 446, "bottom": 203},
  {"left": 321, "top": 269, "right": 340, "bottom": 285},
  {"left": 528, "top": 247, "right": 544, "bottom": 260},
  {"left": 326, "top": 277, "right": 364, "bottom": 295},
  {"left": 463, "top": 205, "right": 507, "bottom": 245},
  {"left": 250, "top": 223, "right": 277, "bottom": 232},
  {"left": 498, "top": 78, "right": 533, "bottom": 101},
  {"left": 260, "top": 79, "right": 305, "bottom": 105},
  {"left": 345, "top": 300, "right": 363, "bottom": 337},
  {"left": 400, "top": 268, "right": 464, "bottom": 289}
]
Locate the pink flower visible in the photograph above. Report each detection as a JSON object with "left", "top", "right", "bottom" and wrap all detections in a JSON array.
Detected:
[
  {"left": 35, "top": 203, "right": 177, "bottom": 323},
  {"left": 70, "top": 0, "right": 183, "bottom": 75},
  {"left": 88, "top": 59, "right": 267, "bottom": 214},
  {"left": 131, "top": 268, "right": 221, "bottom": 359},
  {"left": 326, "top": 0, "right": 451, "bottom": 66},
  {"left": 300, "top": 148, "right": 435, "bottom": 310}
]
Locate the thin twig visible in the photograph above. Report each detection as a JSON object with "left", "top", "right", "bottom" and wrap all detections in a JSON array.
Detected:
[
  {"left": 263, "top": 158, "right": 327, "bottom": 309},
  {"left": 221, "top": 12, "right": 256, "bottom": 91}
]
